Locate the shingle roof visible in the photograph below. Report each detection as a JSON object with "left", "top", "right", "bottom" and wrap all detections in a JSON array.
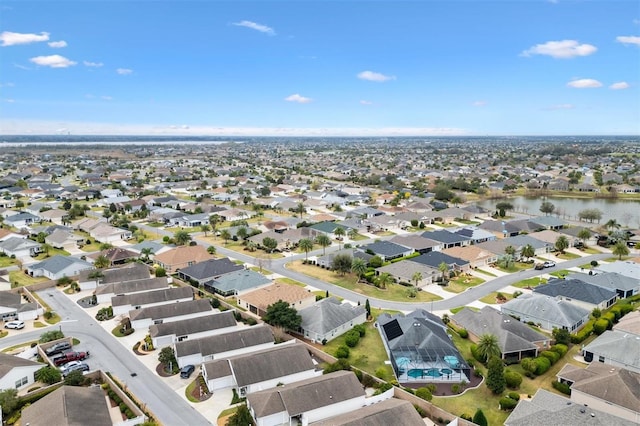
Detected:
[
  {"left": 421, "top": 229, "right": 471, "bottom": 244},
  {"left": 111, "top": 286, "right": 193, "bottom": 307},
  {"left": 20, "top": 386, "right": 113, "bottom": 426},
  {"left": 500, "top": 294, "right": 590, "bottom": 330},
  {"left": 78, "top": 262, "right": 150, "bottom": 284},
  {"left": 408, "top": 251, "right": 469, "bottom": 268},
  {"left": 149, "top": 311, "right": 237, "bottom": 338},
  {"left": 0, "top": 352, "right": 43, "bottom": 377},
  {"left": 299, "top": 297, "right": 366, "bottom": 336},
  {"left": 390, "top": 234, "right": 441, "bottom": 250},
  {"left": 310, "top": 398, "right": 424, "bottom": 426},
  {"left": 94, "top": 276, "right": 169, "bottom": 296},
  {"left": 28, "top": 255, "right": 93, "bottom": 274},
  {"left": 239, "top": 283, "right": 314, "bottom": 311},
  {"left": 568, "top": 271, "right": 640, "bottom": 292},
  {"left": 178, "top": 258, "right": 244, "bottom": 280},
  {"left": 175, "top": 325, "right": 274, "bottom": 357},
  {"left": 129, "top": 298, "right": 212, "bottom": 321},
  {"left": 0, "top": 236, "right": 41, "bottom": 251},
  {"left": 204, "top": 269, "right": 271, "bottom": 294},
  {"left": 359, "top": 240, "right": 410, "bottom": 257},
  {"left": 582, "top": 330, "right": 640, "bottom": 370},
  {"left": 533, "top": 278, "right": 617, "bottom": 305}
]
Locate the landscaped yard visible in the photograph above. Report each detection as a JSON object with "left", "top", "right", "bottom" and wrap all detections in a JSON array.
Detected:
[
  {"left": 511, "top": 277, "right": 547, "bottom": 288},
  {"left": 287, "top": 261, "right": 442, "bottom": 302},
  {"left": 8, "top": 271, "right": 49, "bottom": 287},
  {"left": 556, "top": 252, "right": 580, "bottom": 260},
  {"left": 0, "top": 256, "right": 17, "bottom": 267},
  {"left": 443, "top": 275, "right": 485, "bottom": 294},
  {"left": 479, "top": 291, "right": 515, "bottom": 304},
  {"left": 494, "top": 261, "right": 535, "bottom": 273}
]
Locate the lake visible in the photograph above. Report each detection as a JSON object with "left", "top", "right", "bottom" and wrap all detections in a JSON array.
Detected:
[{"left": 477, "top": 196, "right": 640, "bottom": 227}]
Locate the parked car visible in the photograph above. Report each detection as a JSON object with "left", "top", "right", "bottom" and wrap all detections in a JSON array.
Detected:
[
  {"left": 4, "top": 320, "right": 24, "bottom": 329},
  {"left": 51, "top": 351, "right": 89, "bottom": 366},
  {"left": 45, "top": 341, "right": 72, "bottom": 356},
  {"left": 60, "top": 361, "right": 89, "bottom": 376},
  {"left": 180, "top": 364, "right": 195, "bottom": 379},
  {"left": 534, "top": 263, "right": 545, "bottom": 270},
  {"left": 543, "top": 261, "right": 556, "bottom": 268}
]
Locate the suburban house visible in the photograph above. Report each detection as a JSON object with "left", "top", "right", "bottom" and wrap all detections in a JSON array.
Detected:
[
  {"left": 504, "top": 388, "right": 638, "bottom": 426},
  {"left": 377, "top": 309, "right": 470, "bottom": 384},
  {"left": 90, "top": 247, "right": 139, "bottom": 266},
  {"left": 374, "top": 261, "right": 439, "bottom": 287},
  {"left": 297, "top": 297, "right": 367, "bottom": 343},
  {"left": 4, "top": 212, "right": 41, "bottom": 229},
  {"left": 203, "top": 269, "right": 272, "bottom": 297},
  {"left": 174, "top": 325, "right": 275, "bottom": 368},
  {"left": 247, "top": 227, "right": 321, "bottom": 252},
  {"left": 595, "top": 260, "right": 640, "bottom": 281},
  {"left": 314, "top": 248, "right": 373, "bottom": 269},
  {"left": 0, "top": 236, "right": 42, "bottom": 259},
  {"left": 390, "top": 234, "right": 442, "bottom": 254},
  {"left": 0, "top": 291, "right": 43, "bottom": 321},
  {"left": 613, "top": 310, "right": 640, "bottom": 335},
  {"left": 153, "top": 245, "right": 214, "bottom": 273},
  {"left": 0, "top": 352, "right": 44, "bottom": 391},
  {"left": 112, "top": 286, "right": 194, "bottom": 316},
  {"left": 407, "top": 251, "right": 471, "bottom": 275},
  {"left": 78, "top": 262, "right": 150, "bottom": 291},
  {"left": 556, "top": 363, "right": 640, "bottom": 423},
  {"left": 202, "top": 343, "right": 320, "bottom": 395},
  {"left": 88, "top": 223, "right": 132, "bottom": 243},
  {"left": 357, "top": 240, "right": 413, "bottom": 262},
  {"left": 581, "top": 330, "right": 640, "bottom": 374},
  {"left": 94, "top": 276, "right": 169, "bottom": 304},
  {"left": 237, "top": 283, "right": 316, "bottom": 317},
  {"left": 149, "top": 310, "right": 239, "bottom": 348},
  {"left": 567, "top": 271, "right": 639, "bottom": 299},
  {"left": 452, "top": 306, "right": 552, "bottom": 361},
  {"left": 44, "top": 228, "right": 84, "bottom": 251},
  {"left": 533, "top": 278, "right": 618, "bottom": 311},
  {"left": 309, "top": 398, "right": 425, "bottom": 426},
  {"left": 20, "top": 385, "right": 114, "bottom": 426},
  {"left": 421, "top": 230, "right": 472, "bottom": 249},
  {"left": 528, "top": 229, "right": 578, "bottom": 249},
  {"left": 246, "top": 370, "right": 369, "bottom": 426},
  {"left": 502, "top": 234, "right": 552, "bottom": 256},
  {"left": 129, "top": 298, "right": 214, "bottom": 329},
  {"left": 453, "top": 227, "right": 497, "bottom": 244},
  {"left": 26, "top": 255, "right": 93, "bottom": 280},
  {"left": 177, "top": 258, "right": 245, "bottom": 286},
  {"left": 441, "top": 245, "right": 499, "bottom": 268},
  {"left": 500, "top": 293, "right": 591, "bottom": 333}
]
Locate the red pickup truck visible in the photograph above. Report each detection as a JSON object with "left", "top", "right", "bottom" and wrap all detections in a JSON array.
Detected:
[{"left": 51, "top": 351, "right": 89, "bottom": 366}]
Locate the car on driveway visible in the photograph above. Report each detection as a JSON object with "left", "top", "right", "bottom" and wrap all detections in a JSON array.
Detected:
[
  {"left": 534, "top": 263, "right": 545, "bottom": 270},
  {"left": 60, "top": 361, "right": 89, "bottom": 376},
  {"left": 51, "top": 351, "right": 90, "bottom": 366},
  {"left": 180, "top": 364, "right": 195, "bottom": 379},
  {"left": 45, "top": 341, "right": 72, "bottom": 356},
  {"left": 4, "top": 320, "right": 24, "bottom": 329},
  {"left": 543, "top": 261, "right": 556, "bottom": 268}
]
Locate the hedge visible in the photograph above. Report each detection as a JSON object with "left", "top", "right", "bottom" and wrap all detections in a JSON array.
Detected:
[
  {"left": 550, "top": 344, "right": 568, "bottom": 357},
  {"left": 507, "top": 392, "right": 520, "bottom": 401},
  {"left": 593, "top": 319, "right": 610, "bottom": 335},
  {"left": 457, "top": 329, "right": 468, "bottom": 338},
  {"left": 504, "top": 370, "right": 523, "bottom": 389},
  {"left": 470, "top": 344, "right": 486, "bottom": 364},
  {"left": 571, "top": 322, "right": 593, "bottom": 344},
  {"left": 540, "top": 350, "right": 560, "bottom": 365},
  {"left": 499, "top": 396, "right": 518, "bottom": 410},
  {"left": 552, "top": 380, "right": 571, "bottom": 395},
  {"left": 534, "top": 356, "right": 551, "bottom": 375}
]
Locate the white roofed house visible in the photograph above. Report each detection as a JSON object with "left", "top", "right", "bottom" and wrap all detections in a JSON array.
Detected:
[
  {"left": 297, "top": 297, "right": 367, "bottom": 344},
  {"left": 89, "top": 223, "right": 132, "bottom": 243},
  {"left": 0, "top": 236, "right": 42, "bottom": 261},
  {"left": 44, "top": 228, "right": 84, "bottom": 251},
  {"left": 149, "top": 310, "right": 240, "bottom": 348},
  {"left": 0, "top": 290, "right": 43, "bottom": 321},
  {"left": 26, "top": 255, "right": 94, "bottom": 280},
  {"left": 112, "top": 286, "right": 194, "bottom": 316},
  {"left": 0, "top": 352, "right": 44, "bottom": 391}
]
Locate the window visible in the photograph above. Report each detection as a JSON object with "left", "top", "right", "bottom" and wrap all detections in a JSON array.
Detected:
[
  {"left": 598, "top": 356, "right": 605, "bottom": 363},
  {"left": 15, "top": 376, "right": 28, "bottom": 388}
]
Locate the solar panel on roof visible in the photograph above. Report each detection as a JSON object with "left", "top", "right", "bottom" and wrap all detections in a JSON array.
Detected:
[{"left": 382, "top": 319, "right": 403, "bottom": 341}]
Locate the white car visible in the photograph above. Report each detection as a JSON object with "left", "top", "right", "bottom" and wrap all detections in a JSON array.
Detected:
[
  {"left": 543, "top": 261, "right": 556, "bottom": 268},
  {"left": 4, "top": 320, "right": 24, "bottom": 329}
]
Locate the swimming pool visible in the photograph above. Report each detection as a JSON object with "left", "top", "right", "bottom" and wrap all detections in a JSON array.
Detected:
[
  {"left": 407, "top": 368, "right": 442, "bottom": 378},
  {"left": 441, "top": 368, "right": 453, "bottom": 375}
]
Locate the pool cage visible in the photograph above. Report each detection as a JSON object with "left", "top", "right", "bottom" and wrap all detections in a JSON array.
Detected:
[{"left": 390, "top": 345, "right": 471, "bottom": 383}]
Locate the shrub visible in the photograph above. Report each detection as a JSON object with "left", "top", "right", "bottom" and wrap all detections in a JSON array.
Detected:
[
  {"left": 470, "top": 344, "right": 486, "bottom": 363},
  {"left": 550, "top": 344, "right": 568, "bottom": 357},
  {"left": 335, "top": 345, "right": 350, "bottom": 359},
  {"left": 451, "top": 384, "right": 461, "bottom": 394},
  {"left": 353, "top": 324, "right": 366, "bottom": 337},
  {"left": 374, "top": 367, "right": 386, "bottom": 379},
  {"left": 361, "top": 374, "right": 376, "bottom": 388},
  {"left": 344, "top": 330, "right": 360, "bottom": 348},
  {"left": 504, "top": 369, "right": 522, "bottom": 389},
  {"left": 552, "top": 380, "right": 571, "bottom": 395},
  {"left": 415, "top": 387, "right": 433, "bottom": 401},
  {"left": 457, "top": 328, "right": 468, "bottom": 338},
  {"left": 209, "top": 297, "right": 220, "bottom": 308},
  {"left": 414, "top": 404, "right": 427, "bottom": 417},
  {"left": 499, "top": 396, "right": 518, "bottom": 410},
  {"left": 508, "top": 391, "right": 520, "bottom": 401},
  {"left": 593, "top": 319, "right": 609, "bottom": 335},
  {"left": 571, "top": 323, "right": 593, "bottom": 343},
  {"left": 540, "top": 350, "right": 560, "bottom": 365},
  {"left": 474, "top": 369, "right": 483, "bottom": 378},
  {"left": 534, "top": 356, "right": 551, "bottom": 375}
]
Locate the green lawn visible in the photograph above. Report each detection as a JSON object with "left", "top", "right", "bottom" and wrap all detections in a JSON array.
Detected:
[
  {"left": 549, "top": 270, "right": 570, "bottom": 278},
  {"left": 475, "top": 269, "right": 497, "bottom": 277},
  {"left": 288, "top": 261, "right": 442, "bottom": 302},
  {"left": 512, "top": 277, "right": 547, "bottom": 288},
  {"left": 579, "top": 247, "right": 601, "bottom": 254},
  {"left": 275, "top": 277, "right": 307, "bottom": 288},
  {"left": 33, "top": 248, "right": 71, "bottom": 260},
  {"left": 81, "top": 241, "right": 103, "bottom": 252},
  {"left": 479, "top": 292, "right": 515, "bottom": 304},
  {"left": 8, "top": 271, "right": 49, "bottom": 287},
  {"left": 494, "top": 262, "right": 534, "bottom": 273},
  {"left": 556, "top": 252, "right": 580, "bottom": 260},
  {"left": 444, "top": 276, "right": 485, "bottom": 294}
]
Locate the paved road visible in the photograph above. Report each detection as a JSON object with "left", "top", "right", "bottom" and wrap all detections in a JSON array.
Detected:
[{"left": 26, "top": 287, "right": 212, "bottom": 426}]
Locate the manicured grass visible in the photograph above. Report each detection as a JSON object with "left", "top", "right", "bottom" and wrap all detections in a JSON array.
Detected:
[
  {"left": 33, "top": 248, "right": 71, "bottom": 260},
  {"left": 449, "top": 306, "right": 466, "bottom": 314},
  {"left": 549, "top": 270, "right": 570, "bottom": 278},
  {"left": 348, "top": 232, "right": 369, "bottom": 241},
  {"left": 0, "top": 256, "right": 17, "bottom": 267},
  {"left": 512, "top": 277, "right": 547, "bottom": 288},
  {"left": 475, "top": 269, "right": 497, "bottom": 277},
  {"left": 184, "top": 379, "right": 201, "bottom": 403},
  {"left": 249, "top": 266, "right": 272, "bottom": 275},
  {"left": 556, "top": 252, "right": 580, "bottom": 260},
  {"left": 479, "top": 291, "right": 515, "bottom": 304},
  {"left": 8, "top": 271, "right": 49, "bottom": 287},
  {"left": 579, "top": 247, "right": 601, "bottom": 254},
  {"left": 33, "top": 321, "right": 47, "bottom": 328},
  {"left": 45, "top": 312, "right": 61, "bottom": 325},
  {"left": 1, "top": 340, "right": 38, "bottom": 351},
  {"left": 0, "top": 331, "right": 7, "bottom": 338},
  {"left": 275, "top": 277, "right": 307, "bottom": 288},
  {"left": 218, "top": 406, "right": 239, "bottom": 420},
  {"left": 287, "top": 261, "right": 442, "bottom": 302},
  {"left": 494, "top": 262, "right": 535, "bottom": 273},
  {"left": 81, "top": 242, "right": 102, "bottom": 252},
  {"left": 444, "top": 276, "right": 485, "bottom": 294}
]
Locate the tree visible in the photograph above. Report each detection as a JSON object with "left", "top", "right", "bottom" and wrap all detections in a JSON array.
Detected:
[
  {"left": 347, "top": 227, "right": 358, "bottom": 240},
  {"left": 295, "top": 201, "right": 305, "bottom": 219},
  {"left": 36, "top": 366, "right": 62, "bottom": 384},
  {"left": 438, "top": 261, "right": 449, "bottom": 283},
  {"left": 64, "top": 370, "right": 86, "bottom": 386},
  {"left": 200, "top": 224, "right": 211, "bottom": 236},
  {"left": 158, "top": 346, "right": 177, "bottom": 371},
  {"left": 94, "top": 255, "right": 110, "bottom": 269},
  {"left": 140, "top": 247, "right": 154, "bottom": 263},
  {"left": 411, "top": 271, "right": 423, "bottom": 287},
  {"left": 331, "top": 254, "right": 352, "bottom": 275},
  {"left": 577, "top": 228, "right": 592, "bottom": 247},
  {"left": 605, "top": 219, "right": 621, "bottom": 232},
  {"left": 496, "top": 201, "right": 513, "bottom": 217},
  {"left": 0, "top": 388, "right": 18, "bottom": 415},
  {"left": 264, "top": 300, "right": 302, "bottom": 330},
  {"left": 174, "top": 230, "right": 192, "bottom": 246},
  {"left": 351, "top": 257, "right": 367, "bottom": 281},
  {"left": 208, "top": 214, "right": 220, "bottom": 233},
  {"left": 298, "top": 238, "right": 314, "bottom": 262},
  {"left": 207, "top": 245, "right": 216, "bottom": 255},
  {"left": 376, "top": 272, "right": 392, "bottom": 289},
  {"left": 504, "top": 245, "right": 516, "bottom": 257},
  {"left": 552, "top": 327, "right": 571, "bottom": 345},
  {"left": 334, "top": 227, "right": 346, "bottom": 249},
  {"left": 218, "top": 229, "right": 231, "bottom": 245},
  {"left": 262, "top": 237, "right": 278, "bottom": 253},
  {"left": 540, "top": 201, "right": 555, "bottom": 216},
  {"left": 486, "top": 355, "right": 506, "bottom": 394},
  {"left": 365, "top": 299, "right": 371, "bottom": 319},
  {"left": 477, "top": 333, "right": 501, "bottom": 361},
  {"left": 472, "top": 408, "right": 488, "bottom": 426},
  {"left": 521, "top": 244, "right": 535, "bottom": 260},
  {"left": 555, "top": 235, "right": 569, "bottom": 254},
  {"left": 236, "top": 226, "right": 248, "bottom": 240},
  {"left": 226, "top": 404, "right": 254, "bottom": 426},
  {"left": 612, "top": 240, "right": 630, "bottom": 260},
  {"left": 315, "top": 234, "right": 331, "bottom": 256}
]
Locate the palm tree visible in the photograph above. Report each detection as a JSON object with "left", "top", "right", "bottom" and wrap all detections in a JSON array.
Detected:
[
  {"left": 577, "top": 228, "right": 592, "bottom": 247},
  {"left": 612, "top": 240, "right": 630, "bottom": 260},
  {"left": 316, "top": 235, "right": 331, "bottom": 256},
  {"left": 220, "top": 229, "right": 231, "bottom": 245},
  {"left": 200, "top": 224, "right": 211, "bottom": 237},
  {"left": 347, "top": 227, "right": 358, "bottom": 241},
  {"left": 246, "top": 240, "right": 257, "bottom": 252},
  {"left": 174, "top": 230, "right": 192, "bottom": 246},
  {"left": 351, "top": 257, "right": 367, "bottom": 282},
  {"left": 411, "top": 271, "right": 423, "bottom": 287},
  {"left": 520, "top": 244, "right": 535, "bottom": 261},
  {"left": 555, "top": 235, "right": 569, "bottom": 254},
  {"left": 605, "top": 219, "right": 621, "bottom": 233},
  {"left": 207, "top": 245, "right": 216, "bottom": 255},
  {"left": 295, "top": 202, "right": 305, "bottom": 219},
  {"left": 477, "top": 333, "right": 501, "bottom": 361},
  {"left": 298, "top": 238, "right": 314, "bottom": 262},
  {"left": 140, "top": 247, "right": 154, "bottom": 263},
  {"left": 334, "top": 227, "right": 346, "bottom": 249},
  {"left": 376, "top": 272, "right": 392, "bottom": 289},
  {"left": 208, "top": 214, "right": 220, "bottom": 235},
  {"left": 438, "top": 261, "right": 449, "bottom": 284},
  {"left": 504, "top": 245, "right": 516, "bottom": 257},
  {"left": 94, "top": 255, "right": 110, "bottom": 269}
]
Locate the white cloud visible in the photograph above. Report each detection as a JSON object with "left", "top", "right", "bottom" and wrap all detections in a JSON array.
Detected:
[
  {"left": 616, "top": 35, "right": 640, "bottom": 46},
  {"left": 29, "top": 54, "right": 76, "bottom": 68},
  {"left": 232, "top": 20, "right": 275, "bottom": 36},
  {"left": 360, "top": 100, "right": 373, "bottom": 105},
  {"left": 48, "top": 40, "right": 67, "bottom": 48},
  {"left": 357, "top": 70, "right": 396, "bottom": 82},
  {"left": 0, "top": 31, "right": 49, "bottom": 46},
  {"left": 116, "top": 68, "right": 133, "bottom": 75},
  {"left": 101, "top": 95, "right": 113, "bottom": 100},
  {"left": 520, "top": 40, "right": 597, "bottom": 58},
  {"left": 5, "top": 99, "right": 15, "bottom": 103},
  {"left": 609, "top": 81, "right": 630, "bottom": 90},
  {"left": 284, "top": 93, "right": 312, "bottom": 103},
  {"left": 546, "top": 104, "right": 575, "bottom": 110},
  {"left": 83, "top": 61, "right": 103, "bottom": 67},
  {"left": 472, "top": 100, "right": 487, "bottom": 107},
  {"left": 567, "top": 78, "right": 602, "bottom": 88}
]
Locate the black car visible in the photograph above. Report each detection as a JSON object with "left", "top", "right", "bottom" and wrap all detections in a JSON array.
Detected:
[
  {"left": 180, "top": 364, "right": 195, "bottom": 379},
  {"left": 45, "top": 341, "right": 72, "bottom": 356}
]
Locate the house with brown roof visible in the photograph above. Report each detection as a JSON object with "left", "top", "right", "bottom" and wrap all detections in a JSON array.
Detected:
[
  {"left": 89, "top": 247, "right": 138, "bottom": 266},
  {"left": 442, "top": 245, "right": 498, "bottom": 268},
  {"left": 310, "top": 398, "right": 425, "bottom": 426},
  {"left": 95, "top": 276, "right": 169, "bottom": 304},
  {"left": 153, "top": 244, "right": 213, "bottom": 272},
  {"left": 78, "top": 262, "right": 151, "bottom": 291},
  {"left": 0, "top": 352, "right": 44, "bottom": 391},
  {"left": 237, "top": 283, "right": 316, "bottom": 317}
]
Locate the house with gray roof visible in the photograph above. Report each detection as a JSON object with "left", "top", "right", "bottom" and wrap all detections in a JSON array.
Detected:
[
  {"left": 452, "top": 306, "right": 551, "bottom": 361},
  {"left": 20, "top": 385, "right": 113, "bottom": 426},
  {"left": 0, "top": 352, "right": 44, "bottom": 391},
  {"left": 595, "top": 260, "right": 640, "bottom": 281},
  {"left": 503, "top": 234, "right": 552, "bottom": 255},
  {"left": 44, "top": 228, "right": 84, "bottom": 250},
  {"left": 78, "top": 262, "right": 150, "bottom": 290},
  {"left": 314, "top": 248, "right": 373, "bottom": 269},
  {"left": 129, "top": 298, "right": 213, "bottom": 329},
  {"left": 246, "top": 370, "right": 368, "bottom": 426},
  {"left": 149, "top": 310, "right": 239, "bottom": 348},
  {"left": 581, "top": 330, "right": 640, "bottom": 374},
  {"left": 112, "top": 286, "right": 194, "bottom": 316},
  {"left": 375, "top": 260, "right": 439, "bottom": 288},
  {"left": 500, "top": 293, "right": 590, "bottom": 333},
  {"left": 174, "top": 324, "right": 275, "bottom": 368},
  {"left": 298, "top": 297, "right": 367, "bottom": 343},
  {"left": 95, "top": 276, "right": 169, "bottom": 304},
  {"left": 357, "top": 240, "right": 413, "bottom": 261},
  {"left": 177, "top": 258, "right": 245, "bottom": 285},
  {"left": 0, "top": 236, "right": 42, "bottom": 259},
  {"left": 504, "top": 388, "right": 637, "bottom": 426},
  {"left": 4, "top": 211, "right": 40, "bottom": 228},
  {"left": 528, "top": 215, "right": 567, "bottom": 230},
  {"left": 389, "top": 234, "right": 442, "bottom": 254},
  {"left": 126, "top": 240, "right": 173, "bottom": 259},
  {"left": 421, "top": 230, "right": 471, "bottom": 248},
  {"left": 479, "top": 219, "right": 521, "bottom": 238},
  {"left": 453, "top": 227, "right": 496, "bottom": 244},
  {"left": 308, "top": 221, "right": 351, "bottom": 238},
  {"left": 533, "top": 278, "right": 618, "bottom": 311},
  {"left": 309, "top": 397, "right": 425, "bottom": 426},
  {"left": 556, "top": 363, "right": 640, "bottom": 423},
  {"left": 203, "top": 269, "right": 272, "bottom": 297},
  {"left": 0, "top": 291, "right": 43, "bottom": 321},
  {"left": 26, "top": 255, "right": 93, "bottom": 280},
  {"left": 202, "top": 343, "right": 320, "bottom": 395},
  {"left": 407, "top": 251, "right": 470, "bottom": 274}
]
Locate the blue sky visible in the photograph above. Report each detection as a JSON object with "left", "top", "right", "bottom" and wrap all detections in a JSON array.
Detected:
[{"left": 1, "top": 1, "right": 639, "bottom": 136}]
